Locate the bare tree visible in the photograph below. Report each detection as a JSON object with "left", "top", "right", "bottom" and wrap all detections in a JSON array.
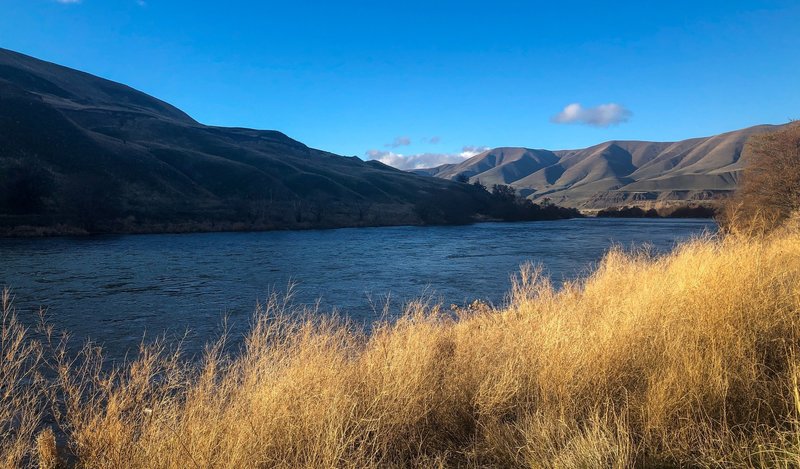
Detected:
[{"left": 721, "top": 122, "right": 800, "bottom": 232}]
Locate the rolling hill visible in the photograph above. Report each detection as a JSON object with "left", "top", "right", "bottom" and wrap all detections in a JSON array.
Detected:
[
  {"left": 0, "top": 48, "right": 515, "bottom": 235},
  {"left": 416, "top": 124, "right": 784, "bottom": 209}
]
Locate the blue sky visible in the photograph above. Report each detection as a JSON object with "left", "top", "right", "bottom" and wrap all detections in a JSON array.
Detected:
[{"left": 2, "top": 1, "right": 799, "bottom": 168}]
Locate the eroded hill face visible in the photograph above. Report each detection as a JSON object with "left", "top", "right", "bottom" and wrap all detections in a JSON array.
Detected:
[
  {"left": 417, "top": 125, "right": 783, "bottom": 208},
  {"left": 0, "top": 48, "right": 495, "bottom": 234}
]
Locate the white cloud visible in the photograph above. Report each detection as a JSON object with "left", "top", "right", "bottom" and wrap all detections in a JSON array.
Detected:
[
  {"left": 426, "top": 136, "right": 441, "bottom": 144},
  {"left": 459, "top": 145, "right": 490, "bottom": 158},
  {"left": 384, "top": 136, "right": 412, "bottom": 148},
  {"left": 551, "top": 102, "right": 632, "bottom": 127},
  {"left": 137, "top": 0, "right": 147, "bottom": 6},
  {"left": 365, "top": 145, "right": 489, "bottom": 170}
]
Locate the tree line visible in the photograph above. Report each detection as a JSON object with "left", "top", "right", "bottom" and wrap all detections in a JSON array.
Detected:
[{"left": 414, "top": 176, "right": 581, "bottom": 224}]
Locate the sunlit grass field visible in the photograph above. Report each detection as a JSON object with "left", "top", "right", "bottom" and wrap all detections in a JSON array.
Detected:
[{"left": 3, "top": 219, "right": 800, "bottom": 467}]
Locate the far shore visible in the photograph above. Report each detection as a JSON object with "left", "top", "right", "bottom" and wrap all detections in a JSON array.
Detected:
[{"left": 0, "top": 211, "right": 720, "bottom": 239}]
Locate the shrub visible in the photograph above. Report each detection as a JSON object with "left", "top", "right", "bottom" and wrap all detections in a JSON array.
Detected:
[
  {"left": 597, "top": 206, "right": 658, "bottom": 218},
  {"left": 720, "top": 122, "right": 800, "bottom": 233}
]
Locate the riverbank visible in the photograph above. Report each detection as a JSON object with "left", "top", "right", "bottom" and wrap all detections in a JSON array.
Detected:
[
  {"left": 0, "top": 199, "right": 582, "bottom": 238},
  {"left": 585, "top": 203, "right": 717, "bottom": 219},
  {"left": 3, "top": 220, "right": 798, "bottom": 466}
]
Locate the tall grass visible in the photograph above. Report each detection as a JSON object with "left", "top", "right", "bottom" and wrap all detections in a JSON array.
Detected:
[
  {"left": 0, "top": 291, "right": 45, "bottom": 467},
  {"left": 3, "top": 221, "right": 800, "bottom": 467}
]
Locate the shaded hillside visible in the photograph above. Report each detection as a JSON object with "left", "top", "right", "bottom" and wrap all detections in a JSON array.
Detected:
[
  {"left": 0, "top": 48, "right": 553, "bottom": 235},
  {"left": 417, "top": 125, "right": 784, "bottom": 208}
]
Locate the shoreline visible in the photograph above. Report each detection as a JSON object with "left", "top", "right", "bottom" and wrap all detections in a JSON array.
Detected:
[
  {"left": 0, "top": 214, "right": 583, "bottom": 239},
  {"left": 2, "top": 225, "right": 797, "bottom": 467},
  {"left": 0, "top": 210, "right": 719, "bottom": 239}
]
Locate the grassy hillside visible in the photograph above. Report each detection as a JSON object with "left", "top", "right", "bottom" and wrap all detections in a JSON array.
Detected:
[
  {"left": 3, "top": 48, "right": 572, "bottom": 235},
  {"left": 418, "top": 125, "right": 784, "bottom": 209},
  {"left": 3, "top": 220, "right": 800, "bottom": 467}
]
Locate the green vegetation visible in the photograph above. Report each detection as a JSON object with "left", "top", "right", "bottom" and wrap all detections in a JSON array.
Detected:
[
  {"left": 414, "top": 181, "right": 580, "bottom": 224},
  {"left": 596, "top": 205, "right": 717, "bottom": 218},
  {"left": 596, "top": 206, "right": 660, "bottom": 218},
  {"left": 482, "top": 183, "right": 582, "bottom": 221}
]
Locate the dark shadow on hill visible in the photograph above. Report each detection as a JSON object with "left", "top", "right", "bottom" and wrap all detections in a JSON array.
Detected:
[{"left": 0, "top": 48, "right": 583, "bottom": 237}]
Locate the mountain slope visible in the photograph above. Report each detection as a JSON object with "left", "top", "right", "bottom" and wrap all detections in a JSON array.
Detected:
[
  {"left": 0, "top": 48, "right": 502, "bottom": 234},
  {"left": 418, "top": 125, "right": 782, "bottom": 208}
]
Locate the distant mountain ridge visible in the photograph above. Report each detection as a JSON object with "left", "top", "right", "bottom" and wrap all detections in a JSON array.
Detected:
[
  {"left": 415, "top": 124, "right": 784, "bottom": 208},
  {"left": 0, "top": 48, "right": 529, "bottom": 235}
]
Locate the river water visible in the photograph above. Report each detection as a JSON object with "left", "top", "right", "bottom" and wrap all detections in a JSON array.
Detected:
[{"left": 0, "top": 218, "right": 715, "bottom": 358}]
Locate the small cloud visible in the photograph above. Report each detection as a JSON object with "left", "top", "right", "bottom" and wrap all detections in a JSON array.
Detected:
[
  {"left": 55, "top": 0, "right": 81, "bottom": 3},
  {"left": 365, "top": 145, "right": 487, "bottom": 170},
  {"left": 459, "top": 146, "right": 490, "bottom": 158},
  {"left": 136, "top": 0, "right": 147, "bottom": 5},
  {"left": 427, "top": 136, "right": 441, "bottom": 144},
  {"left": 384, "top": 136, "right": 411, "bottom": 148},
  {"left": 551, "top": 102, "right": 632, "bottom": 127}
]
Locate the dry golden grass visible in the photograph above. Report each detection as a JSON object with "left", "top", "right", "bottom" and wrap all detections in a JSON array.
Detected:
[
  {"left": 3, "top": 220, "right": 800, "bottom": 467},
  {"left": 0, "top": 290, "right": 45, "bottom": 468}
]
